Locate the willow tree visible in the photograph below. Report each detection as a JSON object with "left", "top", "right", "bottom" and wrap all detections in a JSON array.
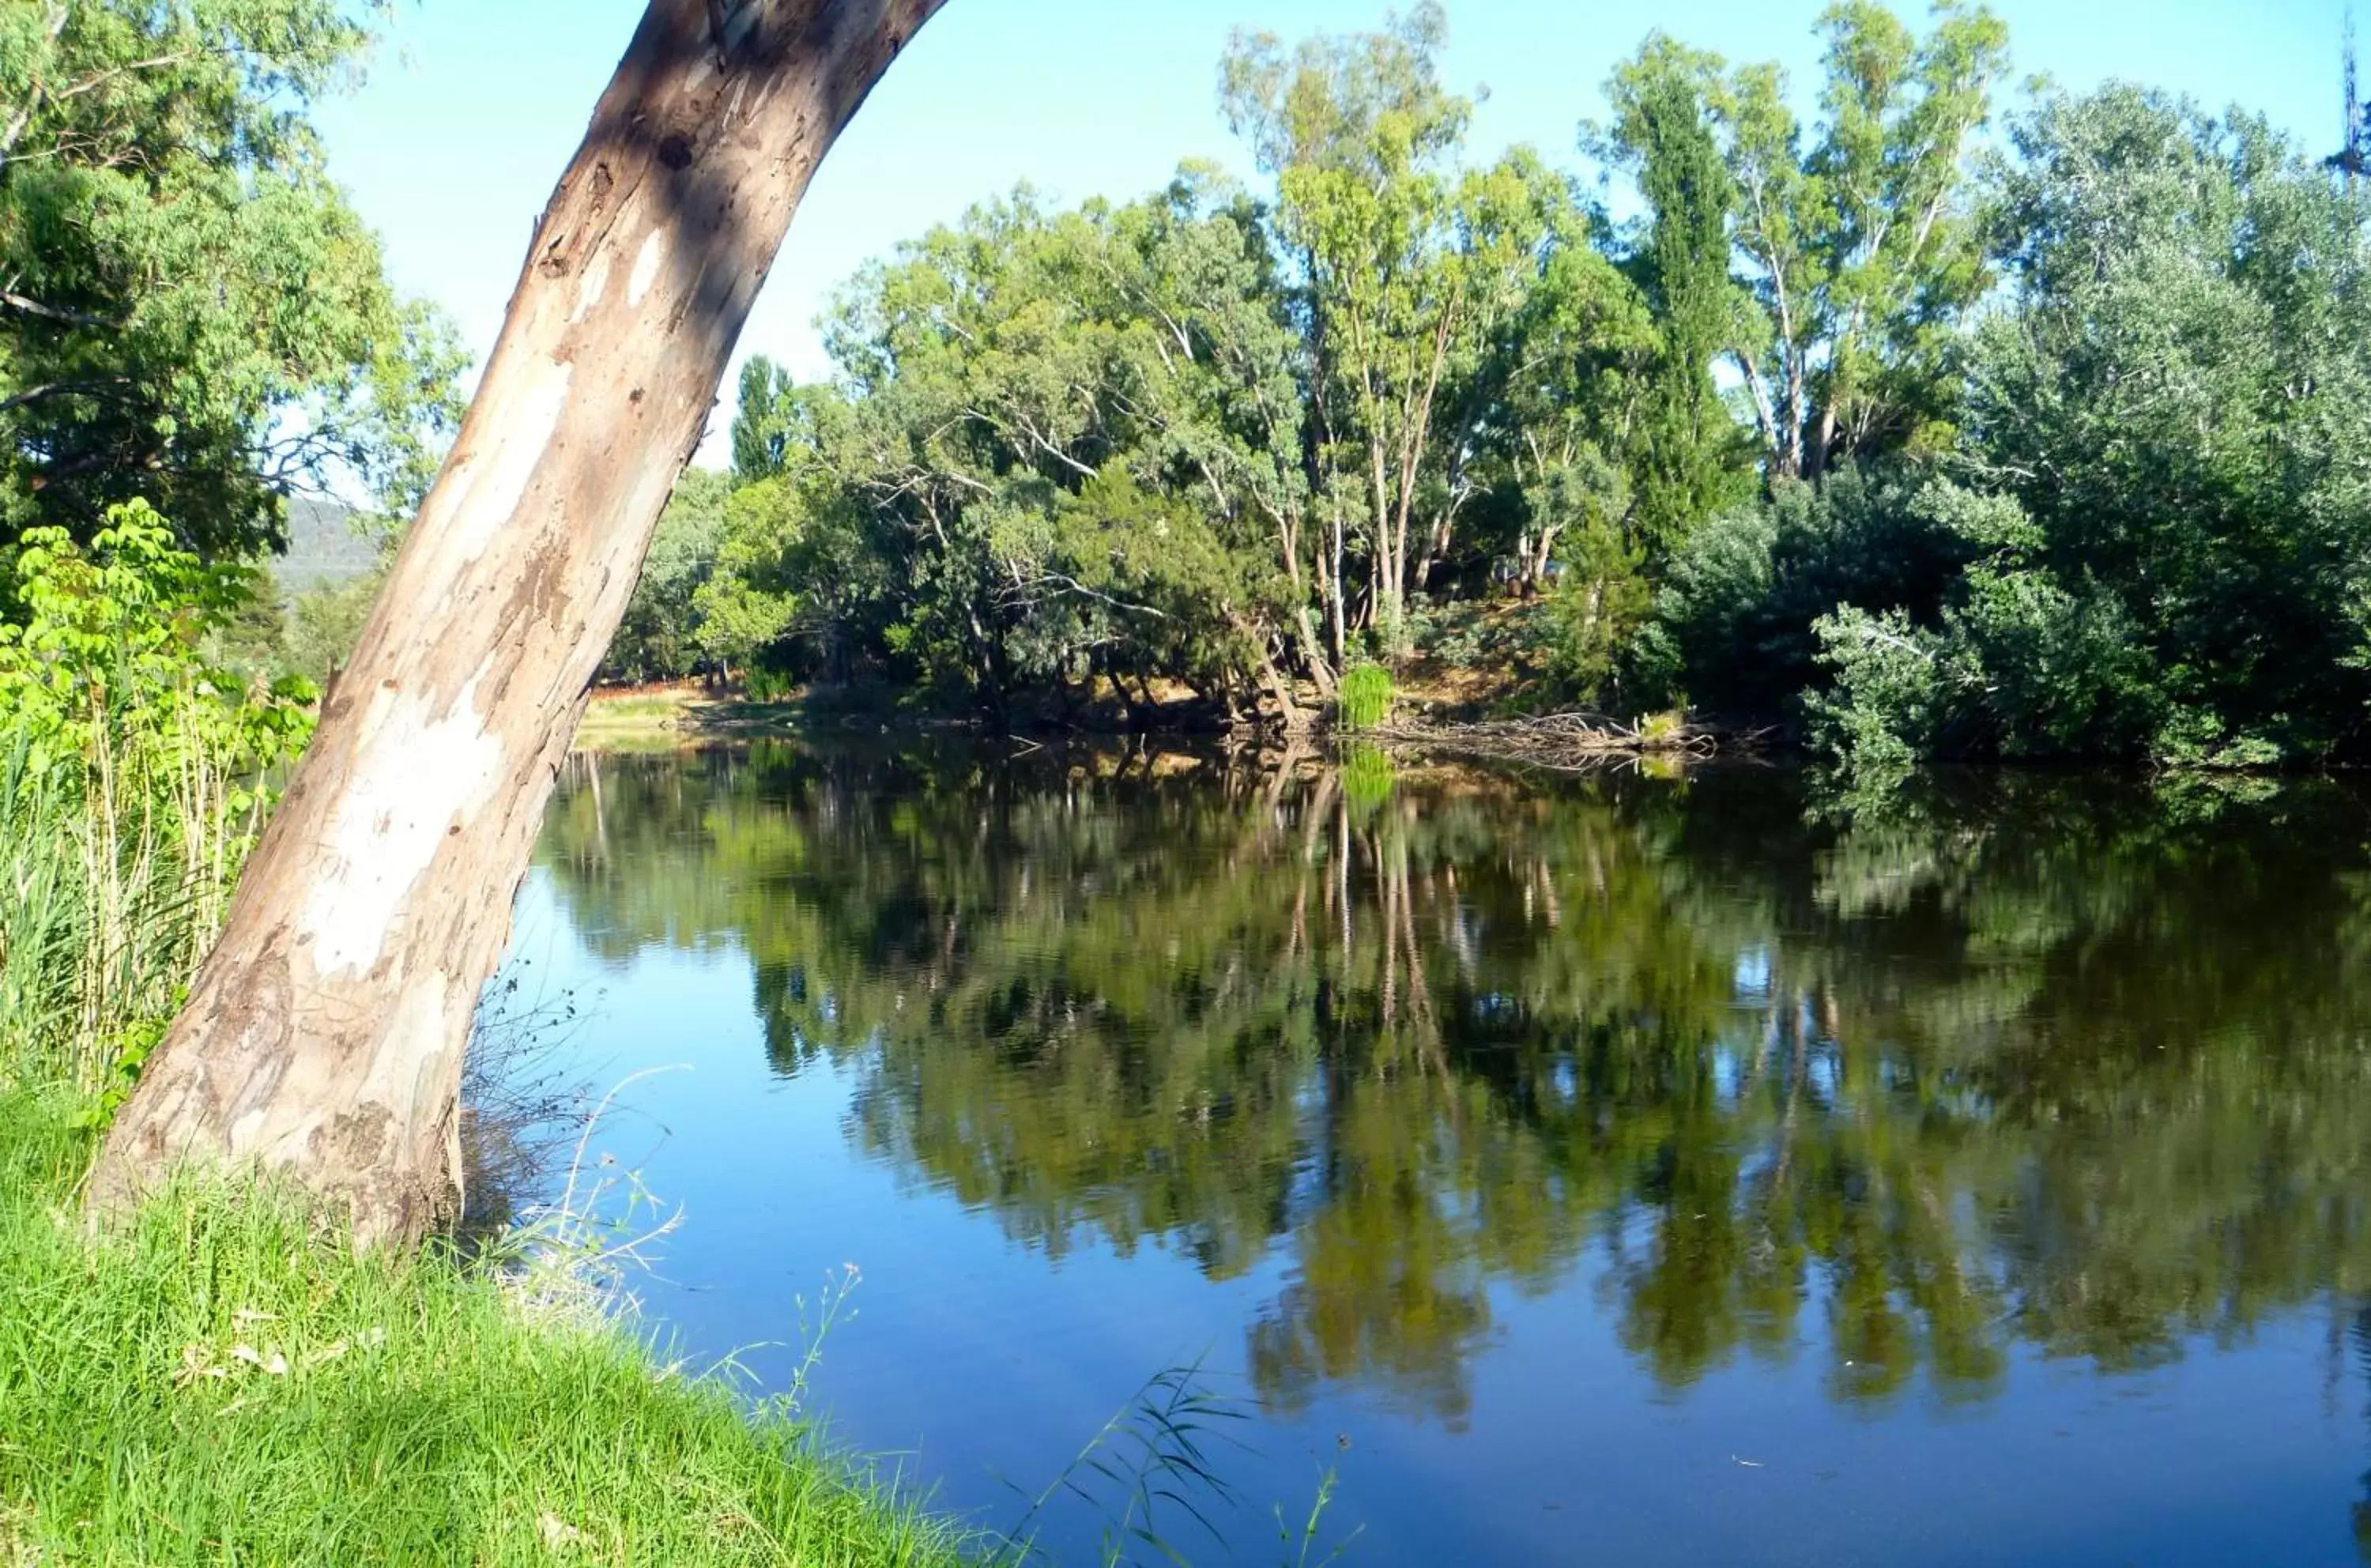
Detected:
[{"left": 89, "top": 0, "right": 952, "bottom": 1245}]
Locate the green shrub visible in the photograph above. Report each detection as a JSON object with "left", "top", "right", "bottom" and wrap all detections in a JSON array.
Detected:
[
  {"left": 1636, "top": 709, "right": 1687, "bottom": 747},
  {"left": 1947, "top": 567, "right": 2158, "bottom": 760},
  {"left": 1807, "top": 566, "right": 2169, "bottom": 772},
  {"left": 1545, "top": 516, "right": 1651, "bottom": 706},
  {"left": 1638, "top": 471, "right": 2015, "bottom": 716},
  {"left": 1803, "top": 607, "right": 1952, "bottom": 776}
]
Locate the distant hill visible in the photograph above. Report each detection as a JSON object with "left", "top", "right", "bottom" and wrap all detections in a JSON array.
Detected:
[{"left": 274, "top": 498, "right": 383, "bottom": 594}]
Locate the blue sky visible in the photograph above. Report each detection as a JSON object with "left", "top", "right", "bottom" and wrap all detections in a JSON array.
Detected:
[{"left": 314, "top": 0, "right": 2350, "bottom": 462}]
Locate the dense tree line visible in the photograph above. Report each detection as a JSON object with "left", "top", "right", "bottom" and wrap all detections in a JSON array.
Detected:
[
  {"left": 5, "top": 3, "right": 2360, "bottom": 769},
  {"left": 608, "top": 2, "right": 2370, "bottom": 767}
]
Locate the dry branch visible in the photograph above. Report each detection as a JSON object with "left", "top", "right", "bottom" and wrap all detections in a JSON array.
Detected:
[{"left": 1368, "top": 710, "right": 1769, "bottom": 771}]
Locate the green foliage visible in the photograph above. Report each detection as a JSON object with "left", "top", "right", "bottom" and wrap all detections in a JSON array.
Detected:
[
  {"left": 1943, "top": 565, "right": 2158, "bottom": 759},
  {"left": 1783, "top": 89, "right": 2371, "bottom": 769},
  {"left": 1596, "top": 5, "right": 2008, "bottom": 481},
  {"left": 0, "top": 503, "right": 314, "bottom": 1090},
  {"left": 1803, "top": 605, "right": 1951, "bottom": 774},
  {"left": 731, "top": 356, "right": 802, "bottom": 483},
  {"left": 1225, "top": 8, "right": 1618, "bottom": 650},
  {"left": 1636, "top": 467, "right": 1995, "bottom": 714},
  {"left": 1334, "top": 663, "right": 1393, "bottom": 730},
  {"left": 281, "top": 566, "right": 387, "bottom": 685},
  {"left": 1597, "top": 36, "right": 1751, "bottom": 552},
  {"left": 586, "top": 9, "right": 2362, "bottom": 766},
  {"left": 0, "top": 0, "right": 463, "bottom": 556},
  {"left": 1541, "top": 459, "right": 1652, "bottom": 703},
  {"left": 695, "top": 476, "right": 807, "bottom": 677},
  {"left": 1960, "top": 87, "right": 2371, "bottom": 764},
  {"left": 718, "top": 173, "right": 1314, "bottom": 715},
  {"left": 605, "top": 468, "right": 730, "bottom": 684}
]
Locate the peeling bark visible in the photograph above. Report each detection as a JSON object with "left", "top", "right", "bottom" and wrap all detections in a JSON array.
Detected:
[{"left": 90, "top": 0, "right": 952, "bottom": 1247}]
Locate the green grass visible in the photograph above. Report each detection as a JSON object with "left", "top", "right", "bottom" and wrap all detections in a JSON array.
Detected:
[
  {"left": 0, "top": 513, "right": 983, "bottom": 1568},
  {"left": 1333, "top": 666, "right": 1393, "bottom": 733},
  {"left": 0, "top": 1091, "right": 976, "bottom": 1568}
]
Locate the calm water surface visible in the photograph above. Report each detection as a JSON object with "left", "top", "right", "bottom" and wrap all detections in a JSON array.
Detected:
[{"left": 498, "top": 743, "right": 2371, "bottom": 1566}]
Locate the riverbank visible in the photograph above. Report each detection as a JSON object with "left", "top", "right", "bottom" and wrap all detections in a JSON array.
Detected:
[
  {"left": 575, "top": 673, "right": 1774, "bottom": 778},
  {"left": 575, "top": 677, "right": 1241, "bottom": 750},
  {"left": 0, "top": 1084, "right": 974, "bottom": 1567},
  {"left": 575, "top": 682, "right": 812, "bottom": 750}
]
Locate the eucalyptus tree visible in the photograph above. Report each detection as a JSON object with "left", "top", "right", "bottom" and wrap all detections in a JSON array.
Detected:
[
  {"left": 747, "top": 174, "right": 1321, "bottom": 718},
  {"left": 1220, "top": 2, "right": 1475, "bottom": 654},
  {"left": 1602, "top": 2, "right": 2007, "bottom": 482},
  {"left": 1099, "top": 169, "right": 1333, "bottom": 699},
  {"left": 1593, "top": 35, "right": 1750, "bottom": 554},
  {"left": 1455, "top": 173, "right": 1661, "bottom": 696},
  {"left": 1732, "top": 1, "right": 2007, "bottom": 479},
  {"left": 697, "top": 378, "right": 874, "bottom": 681},
  {"left": 1473, "top": 193, "right": 1655, "bottom": 592},
  {"left": 0, "top": 0, "right": 462, "bottom": 557},
  {"left": 92, "top": 0, "right": 952, "bottom": 1244}
]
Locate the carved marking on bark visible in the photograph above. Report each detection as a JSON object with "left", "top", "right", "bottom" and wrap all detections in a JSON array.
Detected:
[{"left": 298, "top": 677, "right": 505, "bottom": 977}]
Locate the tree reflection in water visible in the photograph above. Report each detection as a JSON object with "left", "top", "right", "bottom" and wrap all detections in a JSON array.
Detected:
[{"left": 538, "top": 744, "right": 2371, "bottom": 1440}]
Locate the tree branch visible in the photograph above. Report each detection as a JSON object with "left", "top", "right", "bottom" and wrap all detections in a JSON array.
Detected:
[
  {"left": 0, "top": 375, "right": 137, "bottom": 413},
  {"left": 0, "top": 289, "right": 121, "bottom": 330}
]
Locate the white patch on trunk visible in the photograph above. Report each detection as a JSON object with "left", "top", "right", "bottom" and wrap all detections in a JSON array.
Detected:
[
  {"left": 415, "top": 457, "right": 477, "bottom": 548},
  {"left": 627, "top": 230, "right": 668, "bottom": 308},
  {"left": 569, "top": 251, "right": 613, "bottom": 323},
  {"left": 444, "top": 361, "right": 572, "bottom": 563},
  {"left": 298, "top": 677, "right": 507, "bottom": 978}
]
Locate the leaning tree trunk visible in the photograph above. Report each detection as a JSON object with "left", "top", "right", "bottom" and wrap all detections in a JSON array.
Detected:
[{"left": 89, "top": 0, "right": 952, "bottom": 1246}]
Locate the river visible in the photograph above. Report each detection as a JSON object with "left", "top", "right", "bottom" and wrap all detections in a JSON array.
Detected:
[{"left": 489, "top": 741, "right": 2371, "bottom": 1566}]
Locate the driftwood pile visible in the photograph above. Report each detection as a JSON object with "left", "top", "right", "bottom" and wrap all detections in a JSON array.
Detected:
[{"left": 1368, "top": 710, "right": 1756, "bottom": 770}]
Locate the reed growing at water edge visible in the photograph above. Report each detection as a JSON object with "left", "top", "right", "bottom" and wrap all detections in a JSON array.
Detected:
[
  {"left": 1333, "top": 666, "right": 1395, "bottom": 733},
  {"left": 0, "top": 509, "right": 973, "bottom": 1567}
]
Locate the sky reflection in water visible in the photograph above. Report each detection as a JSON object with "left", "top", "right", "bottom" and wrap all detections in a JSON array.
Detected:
[{"left": 498, "top": 744, "right": 2371, "bottom": 1566}]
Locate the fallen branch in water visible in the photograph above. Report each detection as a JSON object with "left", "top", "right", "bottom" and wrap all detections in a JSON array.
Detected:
[{"left": 1367, "top": 710, "right": 1772, "bottom": 770}]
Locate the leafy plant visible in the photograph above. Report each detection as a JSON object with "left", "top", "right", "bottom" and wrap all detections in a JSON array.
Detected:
[
  {"left": 0, "top": 503, "right": 315, "bottom": 1092},
  {"left": 0, "top": 0, "right": 462, "bottom": 550}
]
